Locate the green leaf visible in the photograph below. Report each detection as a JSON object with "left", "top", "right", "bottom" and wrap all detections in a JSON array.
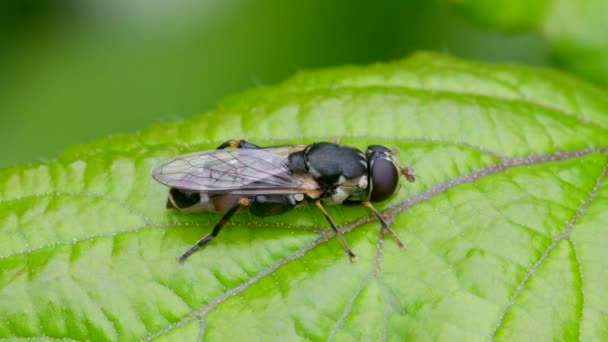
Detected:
[
  {"left": 452, "top": 0, "right": 608, "bottom": 86},
  {"left": 1, "top": 52, "right": 608, "bottom": 341}
]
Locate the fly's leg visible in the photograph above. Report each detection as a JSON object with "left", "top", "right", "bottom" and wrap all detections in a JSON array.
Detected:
[
  {"left": 361, "top": 201, "right": 406, "bottom": 250},
  {"left": 216, "top": 139, "right": 260, "bottom": 149},
  {"left": 178, "top": 197, "right": 251, "bottom": 263},
  {"left": 314, "top": 200, "right": 357, "bottom": 261}
]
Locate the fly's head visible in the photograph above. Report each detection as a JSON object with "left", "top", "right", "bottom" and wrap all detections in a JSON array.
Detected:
[{"left": 365, "top": 145, "right": 415, "bottom": 202}]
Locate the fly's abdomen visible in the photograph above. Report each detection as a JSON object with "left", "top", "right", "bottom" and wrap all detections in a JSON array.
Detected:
[
  {"left": 249, "top": 194, "right": 298, "bottom": 217},
  {"left": 167, "top": 188, "right": 241, "bottom": 213}
]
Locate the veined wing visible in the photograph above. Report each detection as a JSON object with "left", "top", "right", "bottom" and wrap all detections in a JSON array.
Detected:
[{"left": 151, "top": 145, "right": 320, "bottom": 195}]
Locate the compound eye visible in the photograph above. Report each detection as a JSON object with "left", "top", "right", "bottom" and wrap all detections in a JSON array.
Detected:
[{"left": 370, "top": 158, "right": 399, "bottom": 202}]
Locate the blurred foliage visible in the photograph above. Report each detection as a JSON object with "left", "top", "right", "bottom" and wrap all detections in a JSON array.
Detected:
[
  {"left": 0, "top": 0, "right": 548, "bottom": 169},
  {"left": 453, "top": 0, "right": 608, "bottom": 87}
]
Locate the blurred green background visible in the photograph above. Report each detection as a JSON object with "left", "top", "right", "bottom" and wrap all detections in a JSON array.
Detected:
[{"left": 0, "top": 0, "right": 549, "bottom": 170}]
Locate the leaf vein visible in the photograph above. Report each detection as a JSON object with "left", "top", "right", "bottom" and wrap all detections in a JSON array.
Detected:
[{"left": 489, "top": 157, "right": 608, "bottom": 339}]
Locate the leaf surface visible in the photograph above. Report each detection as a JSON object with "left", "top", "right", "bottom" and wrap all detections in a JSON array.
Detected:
[{"left": 1, "top": 53, "right": 607, "bottom": 341}]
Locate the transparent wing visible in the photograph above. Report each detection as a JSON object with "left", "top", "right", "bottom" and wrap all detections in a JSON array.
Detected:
[{"left": 151, "top": 145, "right": 320, "bottom": 195}]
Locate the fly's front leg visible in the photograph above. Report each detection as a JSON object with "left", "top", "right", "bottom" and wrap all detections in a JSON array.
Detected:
[
  {"left": 361, "top": 201, "right": 406, "bottom": 250},
  {"left": 178, "top": 197, "right": 251, "bottom": 263},
  {"left": 216, "top": 139, "right": 260, "bottom": 149}
]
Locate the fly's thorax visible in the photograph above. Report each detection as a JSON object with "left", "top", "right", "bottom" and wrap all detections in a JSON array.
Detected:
[
  {"left": 288, "top": 142, "right": 370, "bottom": 204},
  {"left": 323, "top": 174, "right": 370, "bottom": 205},
  {"left": 288, "top": 142, "right": 368, "bottom": 183}
]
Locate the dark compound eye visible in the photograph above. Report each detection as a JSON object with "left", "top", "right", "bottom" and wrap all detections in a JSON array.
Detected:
[{"left": 369, "top": 157, "right": 399, "bottom": 202}]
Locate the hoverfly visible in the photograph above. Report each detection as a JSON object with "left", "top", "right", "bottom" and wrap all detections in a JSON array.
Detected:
[{"left": 151, "top": 139, "right": 415, "bottom": 262}]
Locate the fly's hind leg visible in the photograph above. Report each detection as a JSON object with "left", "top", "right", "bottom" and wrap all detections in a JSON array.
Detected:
[
  {"left": 216, "top": 139, "right": 260, "bottom": 149},
  {"left": 178, "top": 197, "right": 251, "bottom": 263}
]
